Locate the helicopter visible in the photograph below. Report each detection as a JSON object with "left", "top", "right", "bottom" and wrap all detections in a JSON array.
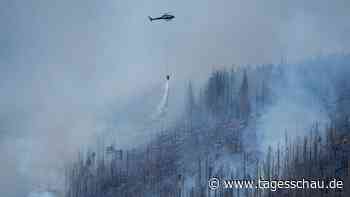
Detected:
[{"left": 148, "top": 13, "right": 175, "bottom": 22}]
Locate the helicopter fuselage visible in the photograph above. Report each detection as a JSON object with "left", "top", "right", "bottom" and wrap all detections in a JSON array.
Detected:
[{"left": 149, "top": 14, "right": 175, "bottom": 22}]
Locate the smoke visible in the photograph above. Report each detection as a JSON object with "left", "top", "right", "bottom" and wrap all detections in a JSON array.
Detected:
[
  {"left": 0, "top": 0, "right": 349, "bottom": 196},
  {"left": 256, "top": 65, "right": 331, "bottom": 151}
]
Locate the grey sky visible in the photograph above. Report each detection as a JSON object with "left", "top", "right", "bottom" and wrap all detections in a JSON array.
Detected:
[{"left": 0, "top": 0, "right": 349, "bottom": 196}]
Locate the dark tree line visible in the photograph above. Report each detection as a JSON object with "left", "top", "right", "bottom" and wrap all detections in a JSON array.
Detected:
[{"left": 64, "top": 54, "right": 350, "bottom": 197}]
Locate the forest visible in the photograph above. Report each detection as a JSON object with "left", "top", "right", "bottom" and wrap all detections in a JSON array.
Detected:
[{"left": 64, "top": 54, "right": 350, "bottom": 197}]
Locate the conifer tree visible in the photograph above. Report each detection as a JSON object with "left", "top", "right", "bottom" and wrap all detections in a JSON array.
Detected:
[{"left": 239, "top": 70, "right": 251, "bottom": 123}]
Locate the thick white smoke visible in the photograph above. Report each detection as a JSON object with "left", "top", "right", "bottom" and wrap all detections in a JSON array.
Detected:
[
  {"left": 256, "top": 66, "right": 330, "bottom": 151},
  {"left": 1, "top": 0, "right": 350, "bottom": 196}
]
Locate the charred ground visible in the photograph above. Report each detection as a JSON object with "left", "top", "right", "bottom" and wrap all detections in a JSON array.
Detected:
[{"left": 65, "top": 54, "right": 350, "bottom": 197}]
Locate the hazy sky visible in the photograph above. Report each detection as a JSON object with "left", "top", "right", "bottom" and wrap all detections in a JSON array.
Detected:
[{"left": 0, "top": 0, "right": 349, "bottom": 196}]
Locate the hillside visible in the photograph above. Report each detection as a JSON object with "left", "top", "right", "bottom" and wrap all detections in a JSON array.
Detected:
[{"left": 65, "top": 54, "right": 350, "bottom": 197}]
